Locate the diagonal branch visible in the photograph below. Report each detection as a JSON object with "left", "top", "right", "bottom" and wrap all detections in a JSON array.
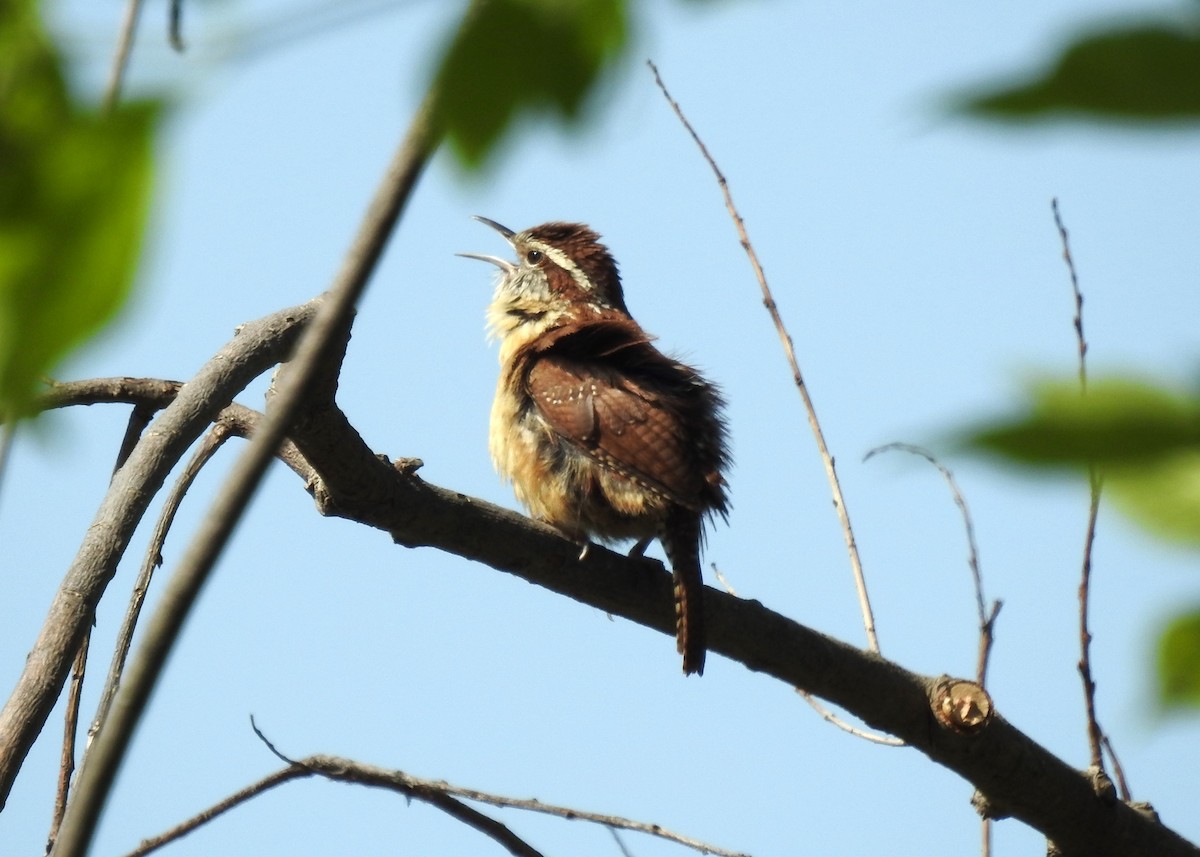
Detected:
[
  {"left": 124, "top": 722, "right": 747, "bottom": 857},
  {"left": 17, "top": 375, "right": 1200, "bottom": 857},
  {"left": 298, "top": 437, "right": 1195, "bottom": 857}
]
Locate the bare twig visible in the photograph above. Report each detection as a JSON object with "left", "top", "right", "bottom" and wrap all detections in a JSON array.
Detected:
[
  {"left": 45, "top": 634, "right": 89, "bottom": 856},
  {"left": 714, "top": 564, "right": 900, "bottom": 746},
  {"left": 86, "top": 422, "right": 236, "bottom": 748},
  {"left": 864, "top": 443, "right": 1003, "bottom": 686},
  {"left": 48, "top": 404, "right": 155, "bottom": 853},
  {"left": 127, "top": 722, "right": 749, "bottom": 857},
  {"left": 648, "top": 60, "right": 877, "bottom": 653},
  {"left": 1102, "top": 735, "right": 1132, "bottom": 803},
  {"left": 1052, "top": 199, "right": 1088, "bottom": 392},
  {"left": 863, "top": 441, "right": 1002, "bottom": 855},
  {"left": 711, "top": 563, "right": 737, "bottom": 596},
  {"left": 112, "top": 405, "right": 158, "bottom": 479},
  {"left": 103, "top": 0, "right": 146, "bottom": 112},
  {"left": 124, "top": 764, "right": 306, "bottom": 857},
  {"left": 608, "top": 828, "right": 636, "bottom": 857},
  {"left": 1052, "top": 199, "right": 1108, "bottom": 776},
  {"left": 1077, "top": 488, "right": 1104, "bottom": 772},
  {"left": 797, "top": 691, "right": 905, "bottom": 746}
]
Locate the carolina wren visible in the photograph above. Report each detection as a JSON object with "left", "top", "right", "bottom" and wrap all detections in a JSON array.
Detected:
[{"left": 460, "top": 217, "right": 730, "bottom": 675}]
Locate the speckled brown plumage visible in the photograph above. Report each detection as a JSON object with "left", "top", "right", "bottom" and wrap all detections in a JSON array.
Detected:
[{"left": 465, "top": 219, "right": 730, "bottom": 675}]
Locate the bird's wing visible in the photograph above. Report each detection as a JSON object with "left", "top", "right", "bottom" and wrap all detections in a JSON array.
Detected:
[{"left": 526, "top": 354, "right": 698, "bottom": 509}]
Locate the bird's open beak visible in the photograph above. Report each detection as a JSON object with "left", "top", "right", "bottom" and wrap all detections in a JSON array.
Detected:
[
  {"left": 472, "top": 215, "right": 515, "bottom": 240},
  {"left": 456, "top": 215, "right": 517, "bottom": 272}
]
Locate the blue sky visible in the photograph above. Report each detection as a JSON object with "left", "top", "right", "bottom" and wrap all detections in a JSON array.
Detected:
[{"left": 3, "top": 0, "right": 1199, "bottom": 854}]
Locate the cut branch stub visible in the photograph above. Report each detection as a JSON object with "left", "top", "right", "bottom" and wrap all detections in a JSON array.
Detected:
[{"left": 932, "top": 677, "right": 994, "bottom": 735}]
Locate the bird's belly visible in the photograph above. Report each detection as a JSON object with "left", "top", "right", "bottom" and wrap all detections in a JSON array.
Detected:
[{"left": 489, "top": 391, "right": 665, "bottom": 543}]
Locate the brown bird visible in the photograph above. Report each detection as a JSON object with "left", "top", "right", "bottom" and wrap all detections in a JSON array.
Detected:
[{"left": 460, "top": 218, "right": 730, "bottom": 675}]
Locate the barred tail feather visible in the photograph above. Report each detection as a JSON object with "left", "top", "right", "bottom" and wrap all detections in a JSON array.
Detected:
[{"left": 663, "top": 507, "right": 706, "bottom": 676}]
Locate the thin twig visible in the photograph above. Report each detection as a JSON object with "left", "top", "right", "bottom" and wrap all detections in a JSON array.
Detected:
[
  {"left": 87, "top": 422, "right": 235, "bottom": 748},
  {"left": 1052, "top": 199, "right": 1088, "bottom": 392},
  {"left": 103, "top": 0, "right": 146, "bottom": 112},
  {"left": 48, "top": 405, "right": 154, "bottom": 853},
  {"left": 111, "top": 405, "right": 158, "bottom": 481},
  {"left": 45, "top": 633, "right": 89, "bottom": 856},
  {"left": 128, "top": 723, "right": 750, "bottom": 857},
  {"left": 1101, "top": 735, "right": 1132, "bottom": 803},
  {"left": 711, "top": 563, "right": 737, "bottom": 596},
  {"left": 608, "top": 827, "right": 636, "bottom": 857},
  {"left": 1052, "top": 199, "right": 1107, "bottom": 776},
  {"left": 716, "top": 569, "right": 900, "bottom": 747},
  {"left": 1077, "top": 488, "right": 1104, "bottom": 773},
  {"left": 977, "top": 601, "right": 1002, "bottom": 690},
  {"left": 648, "top": 60, "right": 877, "bottom": 653},
  {"left": 864, "top": 443, "right": 1003, "bottom": 686},
  {"left": 862, "top": 441, "right": 1000, "bottom": 856},
  {"left": 249, "top": 716, "right": 292, "bottom": 765},
  {"left": 48, "top": 50, "right": 445, "bottom": 854},
  {"left": 797, "top": 691, "right": 905, "bottom": 746},
  {"left": 128, "top": 756, "right": 544, "bottom": 857},
  {"left": 125, "top": 766, "right": 305, "bottom": 857}
]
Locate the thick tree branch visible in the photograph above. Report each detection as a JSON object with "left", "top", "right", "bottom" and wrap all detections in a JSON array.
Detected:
[
  {"left": 24, "top": 375, "right": 1199, "bottom": 855},
  {"left": 17, "top": 361, "right": 1198, "bottom": 857},
  {"left": 291, "top": 416, "right": 1195, "bottom": 857}
]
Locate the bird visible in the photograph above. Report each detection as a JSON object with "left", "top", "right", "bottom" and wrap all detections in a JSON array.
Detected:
[{"left": 460, "top": 217, "right": 730, "bottom": 675}]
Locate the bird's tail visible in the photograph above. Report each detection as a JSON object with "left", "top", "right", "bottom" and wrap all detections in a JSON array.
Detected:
[{"left": 663, "top": 508, "right": 706, "bottom": 676}]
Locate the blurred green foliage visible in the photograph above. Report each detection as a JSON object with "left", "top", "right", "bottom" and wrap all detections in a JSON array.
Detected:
[
  {"left": 966, "top": 377, "right": 1200, "bottom": 709},
  {"left": 956, "top": 13, "right": 1200, "bottom": 123},
  {"left": 430, "top": 0, "right": 629, "bottom": 168},
  {"left": 0, "top": 0, "right": 159, "bottom": 419},
  {"left": 967, "top": 377, "right": 1200, "bottom": 546},
  {"left": 1159, "top": 610, "right": 1200, "bottom": 709},
  {"left": 971, "top": 378, "right": 1200, "bottom": 469}
]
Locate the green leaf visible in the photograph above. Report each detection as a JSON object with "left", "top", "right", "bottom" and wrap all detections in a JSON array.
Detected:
[
  {"left": 1157, "top": 609, "right": 1200, "bottom": 709},
  {"left": 1107, "top": 451, "right": 1200, "bottom": 545},
  {"left": 430, "top": 0, "right": 628, "bottom": 168},
  {"left": 0, "top": 0, "right": 160, "bottom": 419},
  {"left": 955, "top": 22, "right": 1200, "bottom": 124},
  {"left": 968, "top": 378, "right": 1200, "bottom": 466},
  {"left": 965, "top": 377, "right": 1200, "bottom": 545}
]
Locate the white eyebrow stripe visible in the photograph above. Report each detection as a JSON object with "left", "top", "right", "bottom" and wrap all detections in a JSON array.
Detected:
[{"left": 529, "top": 241, "right": 594, "bottom": 293}]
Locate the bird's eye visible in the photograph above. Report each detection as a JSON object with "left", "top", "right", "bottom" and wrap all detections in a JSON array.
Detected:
[{"left": 525, "top": 249, "right": 543, "bottom": 265}]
